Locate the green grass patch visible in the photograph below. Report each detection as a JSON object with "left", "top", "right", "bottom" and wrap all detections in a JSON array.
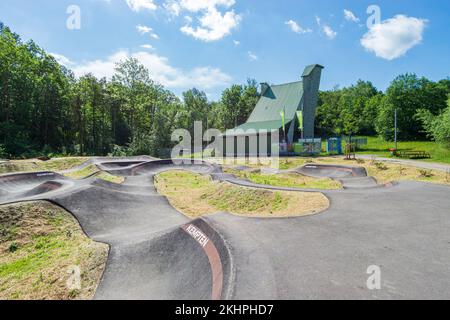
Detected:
[
  {"left": 224, "top": 168, "right": 341, "bottom": 190},
  {"left": 36, "top": 158, "right": 89, "bottom": 171},
  {"left": 155, "top": 170, "right": 329, "bottom": 218},
  {"left": 96, "top": 172, "right": 125, "bottom": 184},
  {"left": 0, "top": 157, "right": 89, "bottom": 175},
  {"left": 204, "top": 185, "right": 289, "bottom": 213},
  {"left": 355, "top": 136, "right": 450, "bottom": 164},
  {"left": 63, "top": 164, "right": 98, "bottom": 179},
  {"left": 63, "top": 165, "right": 124, "bottom": 184},
  {"left": 0, "top": 202, "right": 108, "bottom": 300}
]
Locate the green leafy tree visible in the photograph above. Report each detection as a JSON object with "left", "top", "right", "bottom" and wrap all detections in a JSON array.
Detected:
[
  {"left": 417, "top": 96, "right": 450, "bottom": 146},
  {"left": 316, "top": 81, "right": 378, "bottom": 137},
  {"left": 217, "top": 79, "right": 259, "bottom": 130},
  {"left": 376, "top": 73, "right": 449, "bottom": 140}
]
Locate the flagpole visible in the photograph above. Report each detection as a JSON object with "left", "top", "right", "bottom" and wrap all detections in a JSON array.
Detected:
[{"left": 284, "top": 107, "right": 286, "bottom": 143}]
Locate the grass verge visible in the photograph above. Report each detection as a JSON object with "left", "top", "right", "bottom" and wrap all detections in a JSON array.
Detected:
[
  {"left": 155, "top": 170, "right": 329, "bottom": 218},
  {"left": 0, "top": 201, "right": 108, "bottom": 300}
]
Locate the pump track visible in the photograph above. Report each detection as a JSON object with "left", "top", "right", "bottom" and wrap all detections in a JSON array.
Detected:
[{"left": 0, "top": 157, "right": 449, "bottom": 300}]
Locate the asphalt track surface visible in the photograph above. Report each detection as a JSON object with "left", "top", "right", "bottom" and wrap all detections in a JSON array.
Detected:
[{"left": 0, "top": 158, "right": 449, "bottom": 300}]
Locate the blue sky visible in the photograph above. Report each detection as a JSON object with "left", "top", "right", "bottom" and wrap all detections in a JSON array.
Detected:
[{"left": 0, "top": 0, "right": 449, "bottom": 100}]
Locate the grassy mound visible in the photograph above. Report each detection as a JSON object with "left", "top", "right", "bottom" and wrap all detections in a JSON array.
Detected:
[
  {"left": 0, "top": 202, "right": 108, "bottom": 300},
  {"left": 63, "top": 164, "right": 124, "bottom": 184},
  {"left": 155, "top": 170, "right": 329, "bottom": 218},
  {"left": 224, "top": 168, "right": 341, "bottom": 190},
  {"left": 0, "top": 158, "right": 89, "bottom": 175}
]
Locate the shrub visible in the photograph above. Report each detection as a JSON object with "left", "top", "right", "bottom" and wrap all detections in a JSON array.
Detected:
[
  {"left": 108, "top": 145, "right": 128, "bottom": 157},
  {"left": 9, "top": 242, "right": 19, "bottom": 253},
  {"left": 373, "top": 161, "right": 388, "bottom": 171},
  {"left": 418, "top": 169, "right": 434, "bottom": 178},
  {"left": 68, "top": 289, "right": 80, "bottom": 299},
  {"left": 417, "top": 97, "right": 450, "bottom": 147},
  {"left": 0, "top": 144, "right": 7, "bottom": 159},
  {"left": 127, "top": 132, "right": 159, "bottom": 157}
]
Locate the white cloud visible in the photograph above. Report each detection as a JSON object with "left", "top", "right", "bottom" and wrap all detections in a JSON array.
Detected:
[
  {"left": 165, "top": 0, "right": 241, "bottom": 41},
  {"left": 50, "top": 53, "right": 75, "bottom": 67},
  {"left": 285, "top": 20, "right": 312, "bottom": 34},
  {"left": 233, "top": 40, "right": 240, "bottom": 45},
  {"left": 140, "top": 44, "right": 154, "bottom": 50},
  {"left": 176, "top": 0, "right": 236, "bottom": 12},
  {"left": 126, "top": 0, "right": 157, "bottom": 12},
  {"left": 248, "top": 51, "right": 258, "bottom": 61},
  {"left": 361, "top": 15, "right": 427, "bottom": 60},
  {"left": 71, "top": 50, "right": 231, "bottom": 90},
  {"left": 164, "top": 1, "right": 182, "bottom": 16},
  {"left": 315, "top": 15, "right": 321, "bottom": 26},
  {"left": 136, "top": 25, "right": 151, "bottom": 34},
  {"left": 180, "top": 8, "right": 241, "bottom": 41},
  {"left": 323, "top": 25, "right": 337, "bottom": 39},
  {"left": 315, "top": 15, "right": 337, "bottom": 40},
  {"left": 136, "top": 25, "right": 159, "bottom": 39},
  {"left": 344, "top": 9, "right": 359, "bottom": 23}
]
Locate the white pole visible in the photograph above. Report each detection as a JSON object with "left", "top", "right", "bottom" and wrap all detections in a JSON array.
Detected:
[{"left": 394, "top": 109, "right": 398, "bottom": 150}]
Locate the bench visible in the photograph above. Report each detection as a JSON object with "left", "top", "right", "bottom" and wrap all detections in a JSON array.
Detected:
[{"left": 395, "top": 150, "right": 431, "bottom": 159}]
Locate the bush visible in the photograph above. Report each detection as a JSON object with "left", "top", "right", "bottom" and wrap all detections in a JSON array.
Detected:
[
  {"left": 9, "top": 242, "right": 19, "bottom": 253},
  {"left": 0, "top": 144, "right": 7, "bottom": 159},
  {"left": 417, "top": 97, "right": 450, "bottom": 147},
  {"left": 127, "top": 133, "right": 154, "bottom": 156},
  {"left": 373, "top": 161, "right": 388, "bottom": 171},
  {"left": 418, "top": 169, "right": 434, "bottom": 178},
  {"left": 108, "top": 145, "right": 128, "bottom": 157}
]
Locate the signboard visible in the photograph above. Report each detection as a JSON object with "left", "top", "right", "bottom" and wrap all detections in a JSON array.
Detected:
[{"left": 295, "top": 139, "right": 322, "bottom": 155}]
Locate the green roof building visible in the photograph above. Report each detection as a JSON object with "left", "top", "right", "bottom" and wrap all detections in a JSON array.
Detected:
[{"left": 224, "top": 64, "right": 324, "bottom": 144}]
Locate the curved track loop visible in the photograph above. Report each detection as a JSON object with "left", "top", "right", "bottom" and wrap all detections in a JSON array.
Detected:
[
  {"left": 294, "top": 164, "right": 381, "bottom": 189},
  {"left": 1, "top": 159, "right": 450, "bottom": 299},
  {"left": 0, "top": 159, "right": 232, "bottom": 300}
]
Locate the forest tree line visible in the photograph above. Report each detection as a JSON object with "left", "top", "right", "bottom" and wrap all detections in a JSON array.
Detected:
[{"left": 1, "top": 23, "right": 449, "bottom": 159}]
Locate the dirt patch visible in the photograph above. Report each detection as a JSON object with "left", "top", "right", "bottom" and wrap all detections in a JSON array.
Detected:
[
  {"left": 155, "top": 170, "right": 329, "bottom": 218},
  {"left": 0, "top": 202, "right": 108, "bottom": 300}
]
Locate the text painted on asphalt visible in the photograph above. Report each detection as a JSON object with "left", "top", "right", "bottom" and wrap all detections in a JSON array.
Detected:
[{"left": 184, "top": 224, "right": 209, "bottom": 248}]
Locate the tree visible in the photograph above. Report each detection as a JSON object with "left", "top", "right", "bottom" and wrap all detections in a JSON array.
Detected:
[
  {"left": 315, "top": 81, "right": 379, "bottom": 137},
  {"left": 217, "top": 79, "right": 259, "bottom": 130},
  {"left": 181, "top": 88, "right": 210, "bottom": 135},
  {"left": 316, "top": 88, "right": 343, "bottom": 136},
  {"left": 417, "top": 96, "right": 450, "bottom": 146},
  {"left": 2, "top": 22, "right": 450, "bottom": 159},
  {"left": 376, "top": 73, "right": 449, "bottom": 141}
]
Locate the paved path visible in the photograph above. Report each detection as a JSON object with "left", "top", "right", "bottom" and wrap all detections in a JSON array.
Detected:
[
  {"left": 0, "top": 158, "right": 449, "bottom": 300},
  {"left": 355, "top": 154, "right": 450, "bottom": 172}
]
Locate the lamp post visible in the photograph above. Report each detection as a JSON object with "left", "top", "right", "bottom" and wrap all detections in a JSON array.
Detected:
[{"left": 394, "top": 109, "right": 398, "bottom": 150}]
